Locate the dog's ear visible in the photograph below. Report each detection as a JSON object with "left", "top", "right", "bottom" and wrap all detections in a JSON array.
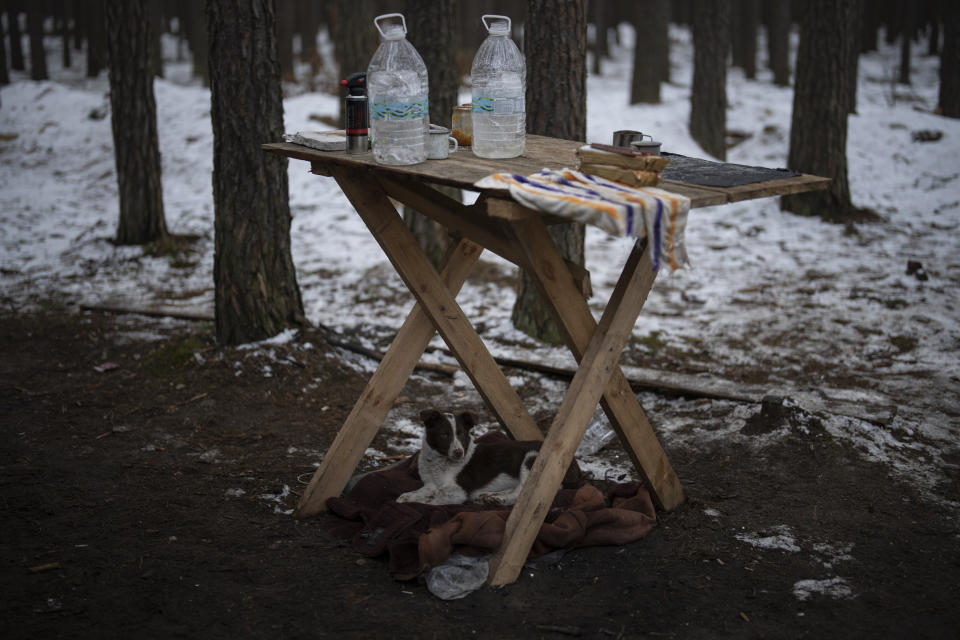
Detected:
[
  {"left": 456, "top": 412, "right": 477, "bottom": 431},
  {"left": 419, "top": 409, "right": 445, "bottom": 427}
]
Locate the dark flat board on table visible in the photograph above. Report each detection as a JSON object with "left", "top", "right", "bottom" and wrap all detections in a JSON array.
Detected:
[{"left": 661, "top": 153, "right": 800, "bottom": 187}]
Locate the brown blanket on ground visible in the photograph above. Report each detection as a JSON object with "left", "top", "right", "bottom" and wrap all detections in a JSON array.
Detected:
[{"left": 323, "top": 436, "right": 657, "bottom": 580}]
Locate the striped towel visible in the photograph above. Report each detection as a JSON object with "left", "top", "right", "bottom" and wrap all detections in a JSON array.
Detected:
[{"left": 475, "top": 169, "right": 690, "bottom": 271}]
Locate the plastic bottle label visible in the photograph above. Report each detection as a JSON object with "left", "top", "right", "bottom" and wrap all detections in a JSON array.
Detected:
[
  {"left": 370, "top": 98, "right": 429, "bottom": 120},
  {"left": 472, "top": 96, "right": 524, "bottom": 115}
]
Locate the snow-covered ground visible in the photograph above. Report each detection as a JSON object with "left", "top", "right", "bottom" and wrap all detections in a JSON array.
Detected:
[{"left": 2, "top": 24, "right": 958, "bottom": 512}]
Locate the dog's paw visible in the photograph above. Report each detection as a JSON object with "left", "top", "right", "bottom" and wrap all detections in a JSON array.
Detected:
[
  {"left": 396, "top": 492, "right": 416, "bottom": 503},
  {"left": 476, "top": 493, "right": 510, "bottom": 506}
]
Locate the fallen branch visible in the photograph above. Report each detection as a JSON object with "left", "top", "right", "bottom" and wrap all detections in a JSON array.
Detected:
[{"left": 326, "top": 338, "right": 460, "bottom": 377}]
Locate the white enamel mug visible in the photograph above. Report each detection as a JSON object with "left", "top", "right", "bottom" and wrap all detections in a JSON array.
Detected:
[{"left": 427, "top": 126, "right": 459, "bottom": 159}]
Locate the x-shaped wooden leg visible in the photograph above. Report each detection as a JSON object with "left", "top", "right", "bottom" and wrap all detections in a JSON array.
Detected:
[
  {"left": 487, "top": 216, "right": 684, "bottom": 586},
  {"left": 296, "top": 169, "right": 544, "bottom": 517}
]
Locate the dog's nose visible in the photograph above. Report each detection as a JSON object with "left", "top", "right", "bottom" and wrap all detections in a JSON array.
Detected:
[{"left": 452, "top": 448, "right": 464, "bottom": 459}]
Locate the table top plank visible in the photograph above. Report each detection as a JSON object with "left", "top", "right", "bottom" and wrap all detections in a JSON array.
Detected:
[{"left": 265, "top": 136, "right": 829, "bottom": 210}]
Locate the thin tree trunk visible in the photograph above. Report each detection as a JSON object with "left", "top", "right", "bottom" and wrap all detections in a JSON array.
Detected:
[
  {"left": 86, "top": 0, "right": 105, "bottom": 78},
  {"left": 181, "top": 0, "right": 208, "bottom": 86},
  {"left": 61, "top": 0, "right": 72, "bottom": 69},
  {"left": 590, "top": 0, "right": 609, "bottom": 76},
  {"left": 148, "top": 0, "right": 163, "bottom": 77},
  {"left": 513, "top": 0, "right": 587, "bottom": 345},
  {"left": 767, "top": 0, "right": 790, "bottom": 86},
  {"left": 104, "top": 0, "right": 168, "bottom": 245},
  {"left": 781, "top": 0, "right": 864, "bottom": 221},
  {"left": 928, "top": 0, "right": 941, "bottom": 56},
  {"left": 329, "top": 0, "right": 376, "bottom": 126},
  {"left": 899, "top": 4, "right": 914, "bottom": 85},
  {"left": 403, "top": 0, "right": 460, "bottom": 267},
  {"left": 27, "top": 2, "right": 48, "bottom": 80},
  {"left": 940, "top": 0, "right": 960, "bottom": 117},
  {"left": 860, "top": 1, "right": 879, "bottom": 52},
  {"left": 630, "top": 0, "right": 668, "bottom": 103},
  {"left": 0, "top": 7, "right": 9, "bottom": 84},
  {"left": 846, "top": 0, "right": 862, "bottom": 113},
  {"left": 275, "top": 0, "right": 294, "bottom": 83},
  {"left": 297, "top": 0, "right": 320, "bottom": 75},
  {"left": 732, "top": 0, "right": 758, "bottom": 79},
  {"left": 207, "top": 0, "right": 305, "bottom": 345},
  {"left": 690, "top": 0, "right": 729, "bottom": 160},
  {"left": 7, "top": 7, "right": 25, "bottom": 71}
]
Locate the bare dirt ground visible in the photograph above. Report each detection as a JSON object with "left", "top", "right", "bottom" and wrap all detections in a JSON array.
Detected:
[{"left": 2, "top": 307, "right": 958, "bottom": 639}]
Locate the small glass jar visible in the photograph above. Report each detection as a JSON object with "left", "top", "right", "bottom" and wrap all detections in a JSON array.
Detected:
[{"left": 451, "top": 104, "right": 473, "bottom": 147}]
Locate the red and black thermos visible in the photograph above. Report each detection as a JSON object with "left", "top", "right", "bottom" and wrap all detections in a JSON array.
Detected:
[{"left": 341, "top": 72, "right": 368, "bottom": 154}]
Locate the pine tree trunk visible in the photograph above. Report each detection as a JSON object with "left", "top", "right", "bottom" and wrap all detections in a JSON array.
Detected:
[
  {"left": 899, "top": 4, "right": 913, "bottom": 85},
  {"left": 860, "top": 2, "right": 879, "bottom": 52},
  {"left": 61, "top": 0, "right": 72, "bottom": 69},
  {"left": 275, "top": 0, "right": 294, "bottom": 83},
  {"left": 630, "top": 0, "right": 669, "bottom": 104},
  {"left": 590, "top": 0, "right": 609, "bottom": 76},
  {"left": 513, "top": 0, "right": 587, "bottom": 345},
  {"left": 767, "top": 0, "right": 791, "bottom": 87},
  {"left": 690, "top": 0, "right": 729, "bottom": 160},
  {"left": 846, "top": 0, "right": 862, "bottom": 113},
  {"left": 402, "top": 0, "right": 460, "bottom": 268},
  {"left": 940, "top": 1, "right": 960, "bottom": 117},
  {"left": 86, "top": 0, "right": 105, "bottom": 78},
  {"left": 781, "top": 0, "right": 859, "bottom": 221},
  {"left": 0, "top": 9, "right": 9, "bottom": 84},
  {"left": 7, "top": 7, "right": 25, "bottom": 71},
  {"left": 27, "top": 3, "right": 48, "bottom": 80},
  {"left": 296, "top": 0, "right": 320, "bottom": 75},
  {"left": 330, "top": 0, "right": 376, "bottom": 126},
  {"left": 104, "top": 0, "right": 168, "bottom": 246},
  {"left": 928, "top": 1, "right": 941, "bottom": 56},
  {"left": 181, "top": 0, "right": 208, "bottom": 87},
  {"left": 147, "top": 0, "right": 163, "bottom": 77},
  {"left": 732, "top": 0, "right": 758, "bottom": 79},
  {"left": 207, "top": 0, "right": 305, "bottom": 346}
]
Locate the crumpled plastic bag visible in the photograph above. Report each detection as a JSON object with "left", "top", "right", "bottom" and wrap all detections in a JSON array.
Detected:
[{"left": 425, "top": 553, "right": 490, "bottom": 600}]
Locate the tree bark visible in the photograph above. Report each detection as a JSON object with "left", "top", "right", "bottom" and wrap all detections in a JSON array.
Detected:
[
  {"left": 207, "top": 0, "right": 305, "bottom": 345},
  {"left": 7, "top": 6, "right": 25, "bottom": 71},
  {"left": 104, "top": 0, "right": 168, "bottom": 246},
  {"left": 401, "top": 0, "right": 460, "bottom": 268},
  {"left": 0, "top": 7, "right": 9, "bottom": 84},
  {"left": 940, "top": 1, "right": 960, "bottom": 117},
  {"left": 860, "top": 1, "right": 879, "bottom": 52},
  {"left": 61, "top": 0, "right": 72, "bottom": 69},
  {"left": 928, "top": 0, "right": 941, "bottom": 56},
  {"left": 781, "top": 0, "right": 861, "bottom": 221},
  {"left": 899, "top": 4, "right": 914, "bottom": 85},
  {"left": 27, "top": 2, "right": 48, "bottom": 80},
  {"left": 181, "top": 0, "right": 208, "bottom": 86},
  {"left": 690, "top": 0, "right": 729, "bottom": 160},
  {"left": 329, "top": 0, "right": 376, "bottom": 126},
  {"left": 275, "top": 0, "right": 294, "bottom": 83},
  {"left": 630, "top": 0, "right": 669, "bottom": 104},
  {"left": 147, "top": 0, "right": 163, "bottom": 78},
  {"left": 846, "top": 0, "right": 862, "bottom": 113},
  {"left": 731, "top": 0, "right": 758, "bottom": 79},
  {"left": 513, "top": 0, "right": 587, "bottom": 345},
  {"left": 766, "top": 0, "right": 791, "bottom": 86},
  {"left": 86, "top": 0, "right": 106, "bottom": 78},
  {"left": 296, "top": 0, "right": 321, "bottom": 76},
  {"left": 590, "top": 0, "right": 609, "bottom": 76}
]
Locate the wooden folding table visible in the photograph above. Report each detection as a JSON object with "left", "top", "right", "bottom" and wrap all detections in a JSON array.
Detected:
[{"left": 264, "top": 136, "right": 828, "bottom": 586}]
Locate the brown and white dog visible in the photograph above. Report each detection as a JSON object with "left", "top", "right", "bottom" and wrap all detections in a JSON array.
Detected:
[{"left": 397, "top": 410, "right": 541, "bottom": 506}]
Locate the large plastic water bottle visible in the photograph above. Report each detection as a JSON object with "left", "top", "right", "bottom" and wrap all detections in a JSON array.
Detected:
[
  {"left": 470, "top": 15, "right": 525, "bottom": 158},
  {"left": 366, "top": 13, "right": 428, "bottom": 165}
]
